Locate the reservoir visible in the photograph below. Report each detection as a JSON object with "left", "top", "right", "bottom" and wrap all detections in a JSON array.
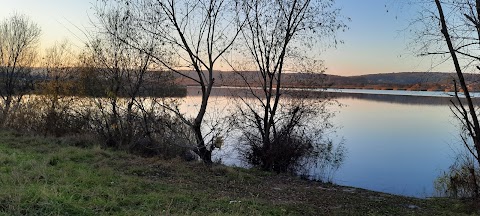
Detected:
[{"left": 182, "top": 87, "right": 469, "bottom": 197}]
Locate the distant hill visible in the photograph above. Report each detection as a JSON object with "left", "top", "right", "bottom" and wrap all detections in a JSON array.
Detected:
[
  {"left": 328, "top": 72, "right": 456, "bottom": 85},
  {"left": 173, "top": 71, "right": 480, "bottom": 92},
  {"left": 15, "top": 67, "right": 480, "bottom": 92},
  {"left": 326, "top": 72, "right": 480, "bottom": 91}
]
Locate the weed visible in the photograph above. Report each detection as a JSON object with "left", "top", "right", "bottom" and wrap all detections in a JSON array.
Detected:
[{"left": 0, "top": 131, "right": 476, "bottom": 215}]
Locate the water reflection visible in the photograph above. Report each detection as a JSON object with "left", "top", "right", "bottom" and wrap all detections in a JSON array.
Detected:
[
  {"left": 326, "top": 91, "right": 480, "bottom": 106},
  {"left": 330, "top": 97, "right": 456, "bottom": 197},
  {"left": 328, "top": 92, "right": 455, "bottom": 106},
  {"left": 184, "top": 87, "right": 462, "bottom": 197},
  {"left": 189, "top": 86, "right": 480, "bottom": 106}
]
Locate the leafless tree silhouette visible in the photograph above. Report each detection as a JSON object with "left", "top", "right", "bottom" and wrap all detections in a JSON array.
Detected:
[
  {"left": 230, "top": 0, "right": 347, "bottom": 172},
  {"left": 413, "top": 0, "right": 480, "bottom": 198},
  {"left": 95, "top": 0, "right": 243, "bottom": 163},
  {"left": 0, "top": 14, "right": 40, "bottom": 125}
]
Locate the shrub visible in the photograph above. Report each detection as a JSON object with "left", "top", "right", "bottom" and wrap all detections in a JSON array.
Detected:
[
  {"left": 236, "top": 101, "right": 346, "bottom": 178},
  {"left": 434, "top": 156, "right": 479, "bottom": 198},
  {"left": 245, "top": 129, "right": 315, "bottom": 173}
]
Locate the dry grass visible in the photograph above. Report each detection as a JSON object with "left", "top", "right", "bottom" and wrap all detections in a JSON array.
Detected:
[{"left": 0, "top": 130, "right": 478, "bottom": 215}]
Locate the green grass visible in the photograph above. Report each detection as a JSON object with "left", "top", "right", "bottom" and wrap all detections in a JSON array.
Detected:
[{"left": 0, "top": 130, "right": 478, "bottom": 215}]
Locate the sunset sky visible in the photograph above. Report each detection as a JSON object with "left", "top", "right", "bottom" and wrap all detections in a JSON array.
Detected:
[{"left": 0, "top": 0, "right": 452, "bottom": 76}]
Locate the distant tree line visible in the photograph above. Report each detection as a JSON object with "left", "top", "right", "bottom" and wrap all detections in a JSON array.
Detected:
[{"left": 30, "top": 68, "right": 187, "bottom": 98}]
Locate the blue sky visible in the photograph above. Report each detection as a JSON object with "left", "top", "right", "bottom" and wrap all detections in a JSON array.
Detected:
[
  {"left": 0, "top": 0, "right": 452, "bottom": 75},
  {"left": 322, "top": 0, "right": 451, "bottom": 75},
  {"left": 0, "top": 0, "right": 93, "bottom": 50}
]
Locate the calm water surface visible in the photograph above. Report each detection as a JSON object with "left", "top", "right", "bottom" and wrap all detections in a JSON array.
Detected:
[
  {"left": 331, "top": 96, "right": 456, "bottom": 197},
  {"left": 182, "top": 87, "right": 465, "bottom": 197}
]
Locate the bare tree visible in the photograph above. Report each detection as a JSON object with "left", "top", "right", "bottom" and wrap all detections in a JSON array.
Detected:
[
  {"left": 96, "top": 0, "right": 243, "bottom": 163},
  {"left": 39, "top": 41, "right": 79, "bottom": 136},
  {"left": 438, "top": 0, "right": 480, "bottom": 198},
  {"left": 412, "top": 0, "right": 480, "bottom": 198},
  {"left": 230, "top": 0, "right": 346, "bottom": 172},
  {"left": 0, "top": 14, "right": 41, "bottom": 125},
  {"left": 84, "top": 4, "right": 155, "bottom": 149}
]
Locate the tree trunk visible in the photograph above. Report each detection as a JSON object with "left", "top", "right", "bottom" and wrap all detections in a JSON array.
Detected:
[
  {"left": 436, "top": 0, "right": 480, "bottom": 199},
  {"left": 193, "top": 123, "right": 212, "bottom": 164},
  {"left": 1, "top": 96, "right": 12, "bottom": 126},
  {"left": 435, "top": 0, "right": 480, "bottom": 169},
  {"left": 192, "top": 80, "right": 213, "bottom": 164}
]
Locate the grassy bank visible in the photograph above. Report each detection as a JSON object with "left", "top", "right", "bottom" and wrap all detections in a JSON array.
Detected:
[{"left": 0, "top": 131, "right": 477, "bottom": 215}]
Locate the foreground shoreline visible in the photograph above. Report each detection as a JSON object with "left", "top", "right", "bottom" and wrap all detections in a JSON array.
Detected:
[{"left": 0, "top": 130, "right": 477, "bottom": 215}]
